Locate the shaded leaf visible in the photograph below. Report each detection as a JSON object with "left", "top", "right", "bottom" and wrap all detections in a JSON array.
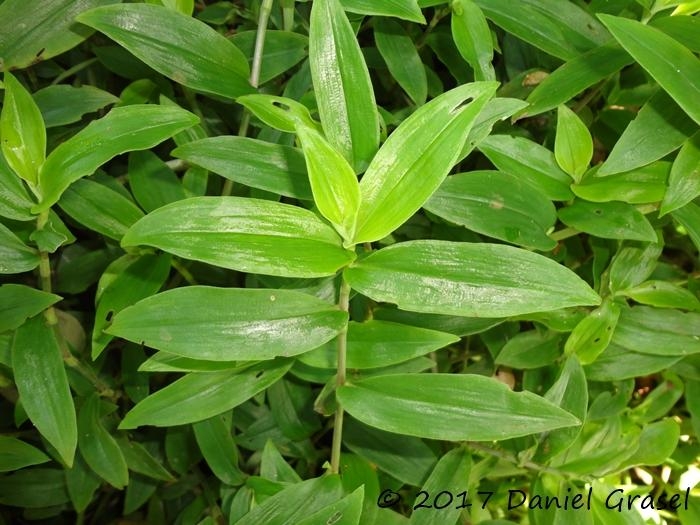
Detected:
[
  {"left": 557, "top": 200, "right": 657, "bottom": 242},
  {"left": 0, "top": 436, "right": 50, "bottom": 472},
  {"left": 33, "top": 85, "right": 119, "bottom": 128},
  {"left": 340, "top": 0, "right": 425, "bottom": 23},
  {"left": 0, "top": 284, "right": 61, "bottom": 333},
  {"left": 660, "top": 131, "right": 700, "bottom": 216}
]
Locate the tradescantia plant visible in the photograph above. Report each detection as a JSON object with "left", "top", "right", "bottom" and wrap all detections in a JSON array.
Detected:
[{"left": 1, "top": 0, "right": 700, "bottom": 523}]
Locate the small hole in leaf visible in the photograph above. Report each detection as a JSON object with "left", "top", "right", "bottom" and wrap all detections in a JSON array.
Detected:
[
  {"left": 272, "top": 101, "right": 291, "bottom": 112},
  {"left": 255, "top": 371, "right": 264, "bottom": 379},
  {"left": 594, "top": 209, "right": 603, "bottom": 215},
  {"left": 593, "top": 337, "right": 601, "bottom": 343},
  {"left": 450, "top": 97, "right": 473, "bottom": 114},
  {"left": 105, "top": 310, "right": 114, "bottom": 322}
]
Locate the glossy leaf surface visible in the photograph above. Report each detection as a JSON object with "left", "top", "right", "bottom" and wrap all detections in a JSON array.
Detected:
[
  {"left": 555, "top": 104, "right": 593, "bottom": 182},
  {"left": 612, "top": 306, "right": 700, "bottom": 356},
  {"left": 121, "top": 196, "right": 355, "bottom": 278},
  {"left": 354, "top": 82, "right": 497, "bottom": 243},
  {"left": 119, "top": 360, "right": 292, "bottom": 428},
  {"left": 0, "top": 437, "right": 50, "bottom": 472},
  {"left": 558, "top": 200, "right": 657, "bottom": 242},
  {"left": 33, "top": 85, "right": 119, "bottom": 128},
  {"left": 11, "top": 315, "right": 77, "bottom": 466},
  {"left": 36, "top": 104, "right": 198, "bottom": 212},
  {"left": 344, "top": 240, "right": 600, "bottom": 317},
  {"left": 77, "top": 3, "right": 253, "bottom": 99},
  {"left": 0, "top": 223, "right": 39, "bottom": 274},
  {"left": 108, "top": 287, "right": 347, "bottom": 361},
  {"left": 660, "top": 132, "right": 700, "bottom": 216},
  {"left": 340, "top": 0, "right": 424, "bottom": 23},
  {"left": 338, "top": 374, "right": 580, "bottom": 441},
  {"left": 0, "top": 152, "right": 35, "bottom": 221},
  {"left": 0, "top": 284, "right": 61, "bottom": 333},
  {"left": 451, "top": 0, "right": 496, "bottom": 82}
]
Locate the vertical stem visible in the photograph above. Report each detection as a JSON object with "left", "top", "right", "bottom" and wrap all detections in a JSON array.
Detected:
[
  {"left": 222, "top": 0, "right": 273, "bottom": 197},
  {"left": 330, "top": 278, "right": 351, "bottom": 474}
]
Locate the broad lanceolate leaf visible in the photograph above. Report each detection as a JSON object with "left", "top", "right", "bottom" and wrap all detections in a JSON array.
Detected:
[
  {"left": 127, "top": 151, "right": 186, "bottom": 212},
  {"left": 660, "top": 131, "right": 700, "bottom": 216},
  {"left": 33, "top": 85, "right": 119, "bottom": 128},
  {"left": 354, "top": 82, "right": 498, "bottom": 244},
  {"left": 478, "top": 134, "right": 573, "bottom": 201},
  {"left": 0, "top": 151, "right": 35, "bottom": 221},
  {"left": 77, "top": 4, "right": 253, "bottom": 99},
  {"left": 618, "top": 281, "right": 700, "bottom": 311},
  {"left": 573, "top": 162, "right": 669, "bottom": 203},
  {"left": 424, "top": 170, "right": 557, "bottom": 251},
  {"left": 172, "top": 136, "right": 312, "bottom": 200},
  {"left": 193, "top": 416, "right": 246, "bottom": 486},
  {"left": 0, "top": 284, "right": 61, "bottom": 333},
  {"left": 599, "top": 14, "right": 700, "bottom": 125},
  {"left": 121, "top": 197, "right": 355, "bottom": 278},
  {"left": 338, "top": 374, "right": 581, "bottom": 441},
  {"left": 1, "top": 73, "right": 45, "bottom": 186},
  {"left": 77, "top": 395, "right": 129, "bottom": 489},
  {"left": 340, "top": 0, "right": 425, "bottom": 23},
  {"left": 451, "top": 0, "right": 496, "bottom": 82},
  {"left": 375, "top": 17, "right": 428, "bottom": 105},
  {"left": 12, "top": 315, "right": 77, "bottom": 466},
  {"left": 236, "top": 94, "right": 319, "bottom": 134},
  {"left": 566, "top": 299, "right": 621, "bottom": 365},
  {"left": 0, "top": 436, "right": 50, "bottom": 472},
  {"left": 672, "top": 202, "right": 700, "bottom": 252},
  {"left": 108, "top": 287, "right": 348, "bottom": 361},
  {"left": 555, "top": 104, "right": 592, "bottom": 183},
  {"left": 557, "top": 200, "right": 657, "bottom": 242},
  {"left": 310, "top": 0, "right": 380, "bottom": 172},
  {"left": 598, "top": 91, "right": 697, "bottom": 176},
  {"left": 119, "top": 359, "right": 292, "bottom": 428},
  {"left": 344, "top": 240, "right": 600, "bottom": 318},
  {"left": 0, "top": 0, "right": 118, "bottom": 70},
  {"left": 35, "top": 104, "right": 198, "bottom": 212},
  {"left": 524, "top": 43, "right": 633, "bottom": 117},
  {"left": 0, "top": 223, "right": 40, "bottom": 274},
  {"left": 295, "top": 124, "right": 360, "bottom": 241},
  {"left": 296, "top": 486, "right": 363, "bottom": 525},
  {"left": 612, "top": 306, "right": 700, "bottom": 356},
  {"left": 298, "top": 320, "right": 459, "bottom": 369}
]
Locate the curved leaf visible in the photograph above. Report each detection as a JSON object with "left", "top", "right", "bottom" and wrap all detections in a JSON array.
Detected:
[
  {"left": 612, "top": 306, "right": 700, "bottom": 356},
  {"left": 0, "top": 223, "right": 39, "bottom": 274},
  {"left": 35, "top": 104, "right": 198, "bottom": 212},
  {"left": 451, "top": 0, "right": 495, "bottom": 82},
  {"left": 0, "top": 284, "right": 61, "bottom": 333},
  {"left": 660, "top": 131, "right": 700, "bottom": 216},
  {"left": 121, "top": 196, "right": 355, "bottom": 278},
  {"left": 340, "top": 0, "right": 425, "bottom": 23},
  {"left": 353, "top": 82, "right": 497, "bottom": 244},
  {"left": 344, "top": 240, "right": 600, "bottom": 317},
  {"left": 557, "top": 200, "right": 657, "bottom": 242},
  {"left": 77, "top": 3, "right": 253, "bottom": 99},
  {"left": 108, "top": 286, "right": 348, "bottom": 361},
  {"left": 0, "top": 436, "right": 50, "bottom": 472},
  {"left": 119, "top": 359, "right": 292, "bottom": 428},
  {"left": 338, "top": 373, "right": 581, "bottom": 441}
]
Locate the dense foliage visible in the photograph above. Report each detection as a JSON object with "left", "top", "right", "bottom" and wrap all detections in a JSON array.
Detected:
[{"left": 1, "top": 0, "right": 699, "bottom": 524}]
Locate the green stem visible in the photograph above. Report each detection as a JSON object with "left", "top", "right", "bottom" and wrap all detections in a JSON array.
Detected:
[
  {"left": 50, "top": 58, "right": 98, "bottom": 85},
  {"left": 330, "top": 278, "right": 351, "bottom": 474},
  {"left": 549, "top": 226, "right": 580, "bottom": 242}
]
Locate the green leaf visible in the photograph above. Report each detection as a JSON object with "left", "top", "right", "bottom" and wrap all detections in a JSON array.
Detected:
[
  {"left": 0, "top": 468, "right": 70, "bottom": 508},
  {"left": 193, "top": 415, "right": 246, "bottom": 486},
  {"left": 478, "top": 134, "right": 573, "bottom": 201},
  {"left": 608, "top": 243, "right": 662, "bottom": 294},
  {"left": 11, "top": 315, "right": 77, "bottom": 466},
  {"left": 344, "top": 240, "right": 600, "bottom": 317},
  {"left": 310, "top": 0, "right": 380, "bottom": 172},
  {"left": 116, "top": 437, "right": 174, "bottom": 481},
  {"left": 172, "top": 136, "right": 312, "bottom": 200},
  {"left": 597, "top": 91, "right": 697, "bottom": 176},
  {"left": 612, "top": 306, "right": 700, "bottom": 356},
  {"left": 1, "top": 73, "right": 45, "bottom": 186},
  {"left": 451, "top": 0, "right": 496, "bottom": 82},
  {"left": 295, "top": 123, "right": 361, "bottom": 241},
  {"left": 409, "top": 447, "right": 471, "bottom": 525},
  {"left": 230, "top": 31, "right": 308, "bottom": 85},
  {"left": 524, "top": 43, "right": 633, "bottom": 117},
  {"left": 0, "top": 436, "right": 50, "bottom": 472},
  {"left": 0, "top": 284, "right": 61, "bottom": 333},
  {"left": 673, "top": 202, "right": 700, "bottom": 252},
  {"left": 557, "top": 200, "right": 657, "bottom": 242},
  {"left": 424, "top": 170, "right": 557, "bottom": 250},
  {"left": 0, "top": 151, "right": 35, "bottom": 221},
  {"left": 35, "top": 104, "right": 198, "bottom": 212},
  {"left": 618, "top": 281, "right": 700, "bottom": 311},
  {"left": 584, "top": 345, "right": 682, "bottom": 381},
  {"left": 108, "top": 287, "right": 347, "bottom": 361},
  {"left": 65, "top": 454, "right": 101, "bottom": 513},
  {"left": 59, "top": 179, "right": 144, "bottom": 241},
  {"left": 237, "top": 94, "right": 319, "bottom": 134},
  {"left": 660, "top": 132, "right": 700, "bottom": 216},
  {"left": 299, "top": 320, "right": 458, "bottom": 369},
  {"left": 353, "top": 82, "right": 498, "bottom": 244},
  {"left": 92, "top": 253, "right": 172, "bottom": 359},
  {"left": 340, "top": 0, "right": 425, "bottom": 23},
  {"left": 0, "top": 0, "right": 119, "bottom": 70},
  {"left": 119, "top": 359, "right": 292, "bottom": 428},
  {"left": 473, "top": 0, "right": 609, "bottom": 60},
  {"left": 77, "top": 3, "right": 253, "bottom": 99},
  {"left": 338, "top": 373, "right": 580, "bottom": 441},
  {"left": 375, "top": 17, "right": 428, "bottom": 105},
  {"left": 121, "top": 196, "right": 355, "bottom": 278},
  {"left": 260, "top": 440, "right": 302, "bottom": 484},
  {"left": 572, "top": 162, "right": 669, "bottom": 203},
  {"left": 0, "top": 222, "right": 39, "bottom": 274},
  {"left": 599, "top": 14, "right": 700, "bottom": 125},
  {"left": 565, "top": 299, "right": 621, "bottom": 365},
  {"left": 77, "top": 394, "right": 129, "bottom": 489},
  {"left": 495, "top": 330, "right": 562, "bottom": 369},
  {"left": 237, "top": 475, "right": 344, "bottom": 525},
  {"left": 555, "top": 104, "right": 592, "bottom": 183},
  {"left": 127, "top": 151, "right": 187, "bottom": 213},
  {"left": 622, "top": 418, "right": 680, "bottom": 467},
  {"left": 33, "top": 85, "right": 119, "bottom": 128},
  {"left": 296, "top": 486, "right": 364, "bottom": 525}
]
